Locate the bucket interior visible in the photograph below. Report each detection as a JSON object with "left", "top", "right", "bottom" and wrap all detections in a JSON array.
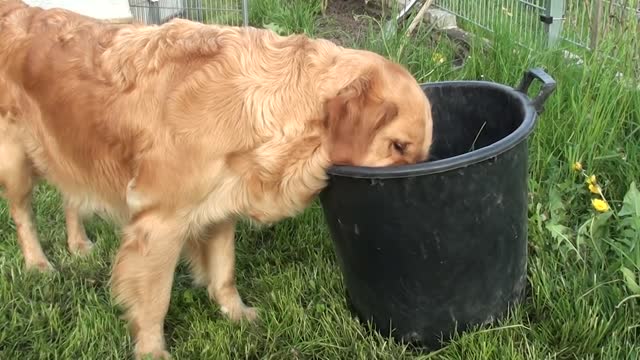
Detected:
[{"left": 424, "top": 83, "right": 526, "bottom": 162}]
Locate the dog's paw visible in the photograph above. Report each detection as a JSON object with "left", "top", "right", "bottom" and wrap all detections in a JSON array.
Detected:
[
  {"left": 25, "top": 258, "right": 55, "bottom": 273},
  {"left": 223, "top": 305, "right": 259, "bottom": 323},
  {"left": 68, "top": 237, "right": 94, "bottom": 256},
  {"left": 135, "top": 341, "right": 171, "bottom": 360},
  {"left": 134, "top": 330, "right": 170, "bottom": 360},
  {"left": 135, "top": 350, "right": 171, "bottom": 360},
  {"left": 69, "top": 240, "right": 93, "bottom": 256}
]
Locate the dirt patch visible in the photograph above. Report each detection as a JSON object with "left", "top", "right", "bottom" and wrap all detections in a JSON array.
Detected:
[
  {"left": 315, "top": 0, "right": 388, "bottom": 46},
  {"left": 315, "top": 1, "right": 470, "bottom": 68}
]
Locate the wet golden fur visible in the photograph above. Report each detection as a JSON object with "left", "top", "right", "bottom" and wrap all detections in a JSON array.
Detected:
[{"left": 0, "top": 1, "right": 433, "bottom": 358}]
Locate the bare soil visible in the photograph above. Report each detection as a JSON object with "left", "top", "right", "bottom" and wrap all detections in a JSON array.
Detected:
[
  {"left": 315, "top": 0, "right": 388, "bottom": 46},
  {"left": 315, "top": 1, "right": 470, "bottom": 67}
]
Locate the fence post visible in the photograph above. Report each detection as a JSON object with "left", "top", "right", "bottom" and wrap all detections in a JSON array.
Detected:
[
  {"left": 148, "top": 0, "right": 161, "bottom": 24},
  {"left": 242, "top": 0, "right": 249, "bottom": 26},
  {"left": 544, "top": 0, "right": 565, "bottom": 47},
  {"left": 589, "top": 0, "right": 603, "bottom": 50}
]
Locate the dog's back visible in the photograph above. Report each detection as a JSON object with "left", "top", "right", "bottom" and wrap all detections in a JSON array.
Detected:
[
  {"left": 0, "top": 1, "right": 37, "bottom": 114},
  {"left": 0, "top": 1, "right": 143, "bottom": 218}
]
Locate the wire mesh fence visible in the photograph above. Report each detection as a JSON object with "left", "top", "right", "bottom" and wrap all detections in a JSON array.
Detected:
[
  {"left": 128, "top": 0, "right": 248, "bottom": 26},
  {"left": 561, "top": 0, "right": 640, "bottom": 49},
  {"left": 396, "top": 0, "right": 421, "bottom": 20},
  {"left": 433, "top": 0, "right": 640, "bottom": 50},
  {"left": 434, "top": 0, "right": 549, "bottom": 46}
]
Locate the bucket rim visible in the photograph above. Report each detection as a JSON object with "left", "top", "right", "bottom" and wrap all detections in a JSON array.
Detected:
[{"left": 326, "top": 80, "right": 537, "bottom": 179}]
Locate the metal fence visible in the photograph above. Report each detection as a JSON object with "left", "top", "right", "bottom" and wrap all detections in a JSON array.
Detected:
[
  {"left": 562, "top": 0, "right": 640, "bottom": 49},
  {"left": 433, "top": 0, "right": 640, "bottom": 50},
  {"left": 128, "top": 0, "right": 249, "bottom": 26},
  {"left": 434, "top": 0, "right": 549, "bottom": 46}
]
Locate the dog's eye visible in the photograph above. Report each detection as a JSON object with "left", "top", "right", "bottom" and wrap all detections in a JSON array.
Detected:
[{"left": 392, "top": 141, "right": 406, "bottom": 154}]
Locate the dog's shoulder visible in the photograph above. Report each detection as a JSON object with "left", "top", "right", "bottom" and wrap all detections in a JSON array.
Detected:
[{"left": 101, "top": 19, "right": 224, "bottom": 89}]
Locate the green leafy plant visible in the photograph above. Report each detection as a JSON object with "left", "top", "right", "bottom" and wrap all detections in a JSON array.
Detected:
[{"left": 616, "top": 182, "right": 640, "bottom": 295}]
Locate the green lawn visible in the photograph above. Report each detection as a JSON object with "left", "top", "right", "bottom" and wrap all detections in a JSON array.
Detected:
[{"left": 1, "top": 1, "right": 640, "bottom": 359}]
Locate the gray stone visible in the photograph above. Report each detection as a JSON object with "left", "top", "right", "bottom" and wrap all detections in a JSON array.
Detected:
[{"left": 425, "top": 8, "right": 457, "bottom": 30}]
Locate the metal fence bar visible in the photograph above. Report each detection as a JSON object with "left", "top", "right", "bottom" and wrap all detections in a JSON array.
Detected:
[
  {"left": 128, "top": 0, "right": 248, "bottom": 26},
  {"left": 557, "top": 0, "right": 587, "bottom": 49},
  {"left": 545, "top": 0, "right": 565, "bottom": 47},
  {"left": 434, "top": 0, "right": 548, "bottom": 44},
  {"left": 434, "top": 0, "right": 638, "bottom": 51},
  {"left": 242, "top": 0, "right": 248, "bottom": 26}
]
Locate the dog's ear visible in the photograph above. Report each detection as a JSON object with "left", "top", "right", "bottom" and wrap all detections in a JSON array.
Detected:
[{"left": 324, "top": 71, "right": 398, "bottom": 165}]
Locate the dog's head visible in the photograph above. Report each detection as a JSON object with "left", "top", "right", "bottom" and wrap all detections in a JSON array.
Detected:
[{"left": 323, "top": 53, "right": 433, "bottom": 167}]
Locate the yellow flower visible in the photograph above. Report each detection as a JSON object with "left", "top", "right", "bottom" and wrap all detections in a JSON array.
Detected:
[
  {"left": 587, "top": 175, "right": 597, "bottom": 185},
  {"left": 572, "top": 162, "right": 583, "bottom": 171},
  {"left": 591, "top": 198, "right": 610, "bottom": 212},
  {"left": 432, "top": 53, "right": 445, "bottom": 64},
  {"left": 588, "top": 183, "right": 601, "bottom": 194}
]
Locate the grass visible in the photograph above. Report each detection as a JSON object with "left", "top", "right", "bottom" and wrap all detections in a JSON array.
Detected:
[{"left": 2, "top": 0, "right": 640, "bottom": 358}]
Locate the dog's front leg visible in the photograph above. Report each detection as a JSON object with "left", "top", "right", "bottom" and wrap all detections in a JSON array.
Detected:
[
  {"left": 185, "top": 219, "right": 258, "bottom": 322},
  {"left": 63, "top": 200, "right": 94, "bottom": 255},
  {"left": 111, "top": 212, "right": 187, "bottom": 359}
]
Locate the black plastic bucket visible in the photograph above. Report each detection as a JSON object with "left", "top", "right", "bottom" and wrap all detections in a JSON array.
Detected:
[{"left": 319, "top": 68, "right": 556, "bottom": 349}]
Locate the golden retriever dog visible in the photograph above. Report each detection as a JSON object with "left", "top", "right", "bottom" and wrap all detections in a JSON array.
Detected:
[{"left": 0, "top": 1, "right": 433, "bottom": 358}]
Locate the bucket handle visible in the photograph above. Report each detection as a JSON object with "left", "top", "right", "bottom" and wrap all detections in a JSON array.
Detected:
[{"left": 515, "top": 68, "right": 557, "bottom": 114}]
